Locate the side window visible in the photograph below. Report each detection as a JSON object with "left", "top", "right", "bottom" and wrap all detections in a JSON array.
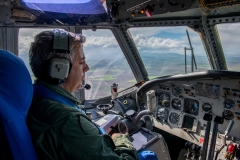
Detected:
[
  {"left": 217, "top": 23, "right": 240, "bottom": 71},
  {"left": 18, "top": 28, "right": 51, "bottom": 81},
  {"left": 82, "top": 29, "right": 136, "bottom": 100},
  {"left": 128, "top": 26, "right": 211, "bottom": 79}
]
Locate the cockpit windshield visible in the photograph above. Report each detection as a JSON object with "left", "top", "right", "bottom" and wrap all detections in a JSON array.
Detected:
[
  {"left": 83, "top": 29, "right": 136, "bottom": 100},
  {"left": 217, "top": 23, "right": 240, "bottom": 71},
  {"left": 128, "top": 26, "right": 211, "bottom": 79}
]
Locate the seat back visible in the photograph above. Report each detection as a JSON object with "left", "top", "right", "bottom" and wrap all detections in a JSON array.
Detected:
[{"left": 0, "top": 50, "right": 37, "bottom": 160}]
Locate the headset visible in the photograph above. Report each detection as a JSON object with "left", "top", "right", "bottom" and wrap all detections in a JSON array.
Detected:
[
  {"left": 48, "top": 29, "right": 91, "bottom": 90},
  {"left": 48, "top": 29, "right": 71, "bottom": 84}
]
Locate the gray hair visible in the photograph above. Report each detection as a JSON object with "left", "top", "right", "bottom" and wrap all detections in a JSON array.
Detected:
[{"left": 29, "top": 29, "right": 85, "bottom": 84}]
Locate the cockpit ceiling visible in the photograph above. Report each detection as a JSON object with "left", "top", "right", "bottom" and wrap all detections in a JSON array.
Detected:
[
  {"left": 19, "top": 0, "right": 108, "bottom": 25},
  {"left": 6, "top": 0, "right": 240, "bottom": 25}
]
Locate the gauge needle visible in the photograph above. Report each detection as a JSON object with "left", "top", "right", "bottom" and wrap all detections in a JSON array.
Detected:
[{"left": 162, "top": 100, "right": 169, "bottom": 106}]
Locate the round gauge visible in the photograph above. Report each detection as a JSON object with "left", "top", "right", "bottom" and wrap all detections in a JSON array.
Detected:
[
  {"left": 224, "top": 99, "right": 235, "bottom": 109},
  {"left": 169, "top": 112, "right": 180, "bottom": 124},
  {"left": 157, "top": 108, "right": 168, "bottom": 122},
  {"left": 222, "top": 110, "right": 234, "bottom": 120},
  {"left": 202, "top": 103, "right": 212, "bottom": 112},
  {"left": 158, "top": 93, "right": 170, "bottom": 107},
  {"left": 140, "top": 103, "right": 147, "bottom": 110},
  {"left": 172, "top": 85, "right": 182, "bottom": 97},
  {"left": 172, "top": 98, "right": 182, "bottom": 110},
  {"left": 184, "top": 99, "right": 199, "bottom": 115}
]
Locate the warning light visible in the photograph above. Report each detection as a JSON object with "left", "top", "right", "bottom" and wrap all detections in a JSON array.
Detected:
[{"left": 140, "top": 9, "right": 144, "bottom": 14}]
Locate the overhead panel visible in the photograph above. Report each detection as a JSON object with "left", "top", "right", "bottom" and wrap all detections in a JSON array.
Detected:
[{"left": 107, "top": 0, "right": 195, "bottom": 20}]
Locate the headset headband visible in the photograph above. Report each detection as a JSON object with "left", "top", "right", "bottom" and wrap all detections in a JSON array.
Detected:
[{"left": 52, "top": 29, "right": 70, "bottom": 53}]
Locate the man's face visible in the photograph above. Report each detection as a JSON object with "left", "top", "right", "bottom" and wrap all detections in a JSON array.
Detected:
[{"left": 62, "top": 43, "right": 89, "bottom": 93}]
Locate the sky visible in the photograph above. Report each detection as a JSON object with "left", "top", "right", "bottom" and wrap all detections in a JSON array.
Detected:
[{"left": 18, "top": 23, "right": 240, "bottom": 71}]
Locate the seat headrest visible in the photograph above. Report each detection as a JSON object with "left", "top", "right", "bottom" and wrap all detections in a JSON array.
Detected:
[{"left": 0, "top": 50, "right": 33, "bottom": 119}]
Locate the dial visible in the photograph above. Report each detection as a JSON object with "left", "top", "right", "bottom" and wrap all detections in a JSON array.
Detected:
[
  {"left": 224, "top": 99, "right": 235, "bottom": 109},
  {"left": 202, "top": 103, "right": 212, "bottom": 112},
  {"left": 184, "top": 99, "right": 199, "bottom": 115},
  {"left": 222, "top": 110, "right": 234, "bottom": 120},
  {"left": 172, "top": 85, "right": 182, "bottom": 97},
  {"left": 158, "top": 93, "right": 170, "bottom": 107},
  {"left": 157, "top": 108, "right": 168, "bottom": 122},
  {"left": 172, "top": 98, "right": 182, "bottom": 110},
  {"left": 169, "top": 112, "right": 180, "bottom": 124}
]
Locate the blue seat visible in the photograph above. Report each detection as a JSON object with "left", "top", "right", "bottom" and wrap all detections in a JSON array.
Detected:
[{"left": 0, "top": 50, "right": 37, "bottom": 160}]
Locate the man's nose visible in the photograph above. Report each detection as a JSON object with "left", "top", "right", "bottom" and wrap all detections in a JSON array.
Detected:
[{"left": 84, "top": 63, "right": 89, "bottom": 72}]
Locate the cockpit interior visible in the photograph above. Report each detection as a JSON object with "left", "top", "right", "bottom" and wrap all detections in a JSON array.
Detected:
[{"left": 1, "top": 0, "right": 240, "bottom": 159}]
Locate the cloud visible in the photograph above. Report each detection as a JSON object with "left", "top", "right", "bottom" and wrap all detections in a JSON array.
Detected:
[
  {"left": 133, "top": 34, "right": 182, "bottom": 49},
  {"left": 18, "top": 36, "right": 34, "bottom": 55},
  {"left": 18, "top": 28, "right": 48, "bottom": 56},
  {"left": 84, "top": 35, "right": 119, "bottom": 48},
  {"left": 129, "top": 26, "right": 187, "bottom": 37},
  {"left": 131, "top": 30, "right": 205, "bottom": 55}
]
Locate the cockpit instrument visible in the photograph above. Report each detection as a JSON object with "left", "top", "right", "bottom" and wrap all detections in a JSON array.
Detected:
[
  {"left": 158, "top": 93, "right": 170, "bottom": 107},
  {"left": 157, "top": 108, "right": 169, "bottom": 122},
  {"left": 169, "top": 112, "right": 180, "bottom": 124},
  {"left": 224, "top": 99, "right": 235, "bottom": 109},
  {"left": 172, "top": 98, "right": 182, "bottom": 110},
  {"left": 172, "top": 85, "right": 182, "bottom": 97},
  {"left": 202, "top": 103, "right": 212, "bottom": 112},
  {"left": 222, "top": 110, "right": 234, "bottom": 120},
  {"left": 184, "top": 98, "right": 199, "bottom": 116},
  {"left": 182, "top": 115, "right": 198, "bottom": 132}
]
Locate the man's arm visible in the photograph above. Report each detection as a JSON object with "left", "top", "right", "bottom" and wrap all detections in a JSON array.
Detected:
[{"left": 38, "top": 112, "right": 139, "bottom": 160}]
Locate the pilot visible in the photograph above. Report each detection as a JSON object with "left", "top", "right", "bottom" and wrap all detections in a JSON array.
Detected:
[{"left": 26, "top": 29, "right": 140, "bottom": 160}]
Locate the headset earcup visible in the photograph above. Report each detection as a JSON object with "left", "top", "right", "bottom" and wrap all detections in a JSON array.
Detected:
[{"left": 49, "top": 58, "right": 70, "bottom": 80}]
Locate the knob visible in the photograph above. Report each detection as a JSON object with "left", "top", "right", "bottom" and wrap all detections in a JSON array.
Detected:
[{"left": 125, "top": 110, "right": 136, "bottom": 119}]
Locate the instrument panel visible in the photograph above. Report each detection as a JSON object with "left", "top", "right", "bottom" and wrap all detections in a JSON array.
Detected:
[{"left": 139, "top": 77, "right": 240, "bottom": 145}]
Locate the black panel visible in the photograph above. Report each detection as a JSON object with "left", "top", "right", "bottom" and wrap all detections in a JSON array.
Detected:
[{"left": 108, "top": 0, "right": 194, "bottom": 19}]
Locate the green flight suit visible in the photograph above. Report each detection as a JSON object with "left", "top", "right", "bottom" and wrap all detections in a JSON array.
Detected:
[{"left": 27, "top": 80, "right": 139, "bottom": 160}]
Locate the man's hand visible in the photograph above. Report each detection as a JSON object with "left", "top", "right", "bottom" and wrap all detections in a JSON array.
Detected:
[
  {"left": 111, "top": 133, "right": 120, "bottom": 139},
  {"left": 111, "top": 132, "right": 129, "bottom": 139}
]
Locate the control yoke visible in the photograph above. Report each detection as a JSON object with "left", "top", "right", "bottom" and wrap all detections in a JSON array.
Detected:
[{"left": 117, "top": 90, "right": 157, "bottom": 134}]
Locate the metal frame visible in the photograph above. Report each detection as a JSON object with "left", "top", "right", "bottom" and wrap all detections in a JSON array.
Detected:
[
  {"left": 201, "top": 16, "right": 227, "bottom": 70},
  {"left": 0, "top": 28, "right": 19, "bottom": 55},
  {"left": 111, "top": 26, "right": 149, "bottom": 82}
]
